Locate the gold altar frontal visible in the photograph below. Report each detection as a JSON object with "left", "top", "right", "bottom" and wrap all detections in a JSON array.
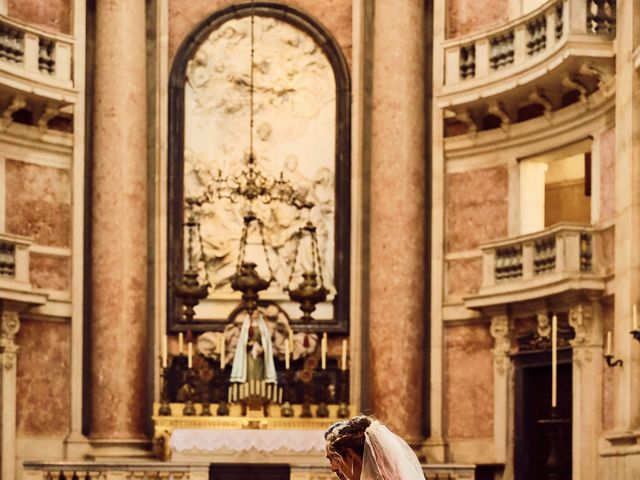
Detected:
[{"left": 152, "top": 402, "right": 352, "bottom": 461}]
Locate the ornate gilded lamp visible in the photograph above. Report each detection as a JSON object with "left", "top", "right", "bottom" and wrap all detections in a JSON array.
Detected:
[{"left": 174, "top": 205, "right": 210, "bottom": 323}]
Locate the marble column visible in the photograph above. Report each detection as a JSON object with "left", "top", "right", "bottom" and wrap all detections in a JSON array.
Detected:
[
  {"left": 613, "top": 0, "right": 640, "bottom": 431},
  {"left": 90, "top": 0, "right": 148, "bottom": 453},
  {"left": 489, "top": 314, "right": 511, "bottom": 468},
  {"left": 368, "top": 0, "right": 425, "bottom": 443}
]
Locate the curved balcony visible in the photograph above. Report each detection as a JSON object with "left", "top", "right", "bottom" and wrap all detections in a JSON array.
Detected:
[
  {"left": 439, "top": 0, "right": 615, "bottom": 114},
  {"left": 0, "top": 15, "right": 76, "bottom": 105},
  {"left": 0, "top": 232, "right": 47, "bottom": 306},
  {"left": 464, "top": 223, "right": 605, "bottom": 311}
]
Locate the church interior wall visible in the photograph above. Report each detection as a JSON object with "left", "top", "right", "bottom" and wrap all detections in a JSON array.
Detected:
[
  {"left": 444, "top": 322, "right": 494, "bottom": 440},
  {"left": 6, "top": 0, "right": 72, "bottom": 34},
  {"left": 445, "top": 0, "right": 509, "bottom": 38}
]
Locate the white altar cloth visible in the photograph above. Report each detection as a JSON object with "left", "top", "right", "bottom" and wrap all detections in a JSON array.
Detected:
[{"left": 171, "top": 429, "right": 327, "bottom": 453}]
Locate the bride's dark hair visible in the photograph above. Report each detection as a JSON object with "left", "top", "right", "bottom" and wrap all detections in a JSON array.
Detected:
[{"left": 325, "top": 415, "right": 372, "bottom": 459}]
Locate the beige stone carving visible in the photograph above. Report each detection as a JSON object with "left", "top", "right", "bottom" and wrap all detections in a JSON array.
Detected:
[
  {"left": 183, "top": 15, "right": 337, "bottom": 306},
  {"left": 490, "top": 315, "right": 511, "bottom": 374},
  {"left": 0, "top": 310, "right": 20, "bottom": 370}
]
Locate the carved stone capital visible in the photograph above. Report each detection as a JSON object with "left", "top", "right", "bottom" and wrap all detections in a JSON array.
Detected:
[
  {"left": 490, "top": 315, "right": 511, "bottom": 374},
  {"left": 0, "top": 310, "right": 20, "bottom": 370}
]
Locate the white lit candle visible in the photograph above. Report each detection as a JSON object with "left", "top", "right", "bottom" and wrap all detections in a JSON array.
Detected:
[
  {"left": 551, "top": 315, "right": 557, "bottom": 409},
  {"left": 178, "top": 332, "right": 184, "bottom": 354},
  {"left": 261, "top": 380, "right": 266, "bottom": 398},
  {"left": 228, "top": 386, "right": 232, "bottom": 403},
  {"left": 187, "top": 342, "right": 193, "bottom": 368},
  {"left": 634, "top": 305, "right": 638, "bottom": 331},
  {"left": 272, "top": 385, "right": 278, "bottom": 403},
  {"left": 220, "top": 335, "right": 226, "bottom": 370},
  {"left": 321, "top": 332, "right": 327, "bottom": 370},
  {"left": 606, "top": 330, "right": 612, "bottom": 356},
  {"left": 285, "top": 339, "right": 290, "bottom": 370},
  {"left": 267, "top": 384, "right": 272, "bottom": 401},
  {"left": 233, "top": 383, "right": 238, "bottom": 403},
  {"left": 161, "top": 334, "right": 168, "bottom": 368},
  {"left": 278, "top": 387, "right": 283, "bottom": 404},
  {"left": 341, "top": 339, "right": 348, "bottom": 371},
  {"left": 289, "top": 328, "right": 294, "bottom": 350}
]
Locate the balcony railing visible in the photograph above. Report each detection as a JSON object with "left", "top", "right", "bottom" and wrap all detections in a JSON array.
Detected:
[
  {"left": 23, "top": 462, "right": 209, "bottom": 480},
  {"left": 442, "top": 0, "right": 616, "bottom": 89},
  {"left": 0, "top": 233, "right": 30, "bottom": 284},
  {"left": 0, "top": 15, "right": 74, "bottom": 93},
  {"left": 465, "top": 223, "right": 604, "bottom": 309}
]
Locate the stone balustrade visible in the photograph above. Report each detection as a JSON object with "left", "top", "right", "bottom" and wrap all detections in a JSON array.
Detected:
[
  {"left": 442, "top": 0, "right": 615, "bottom": 90},
  {"left": 23, "top": 462, "right": 210, "bottom": 480},
  {"left": 0, "top": 14, "right": 74, "bottom": 97},
  {"left": 0, "top": 232, "right": 31, "bottom": 285},
  {"left": 465, "top": 223, "right": 604, "bottom": 309},
  {"left": 23, "top": 461, "right": 475, "bottom": 480}
]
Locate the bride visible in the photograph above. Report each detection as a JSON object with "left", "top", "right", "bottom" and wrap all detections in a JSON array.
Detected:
[{"left": 324, "top": 415, "right": 425, "bottom": 480}]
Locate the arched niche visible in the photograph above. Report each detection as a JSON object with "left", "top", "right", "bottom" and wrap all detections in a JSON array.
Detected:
[{"left": 167, "top": 2, "right": 351, "bottom": 334}]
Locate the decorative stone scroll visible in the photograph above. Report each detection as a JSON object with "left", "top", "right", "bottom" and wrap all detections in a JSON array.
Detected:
[
  {"left": 183, "top": 15, "right": 337, "bottom": 321},
  {"left": 0, "top": 310, "right": 20, "bottom": 370},
  {"left": 490, "top": 315, "right": 511, "bottom": 374}
]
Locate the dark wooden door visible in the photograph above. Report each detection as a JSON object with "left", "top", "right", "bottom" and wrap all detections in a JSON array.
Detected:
[
  {"left": 210, "top": 464, "right": 290, "bottom": 480},
  {"left": 515, "top": 351, "right": 572, "bottom": 480}
]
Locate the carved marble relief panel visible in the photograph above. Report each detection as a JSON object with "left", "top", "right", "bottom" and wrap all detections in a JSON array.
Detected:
[{"left": 183, "top": 15, "right": 337, "bottom": 323}]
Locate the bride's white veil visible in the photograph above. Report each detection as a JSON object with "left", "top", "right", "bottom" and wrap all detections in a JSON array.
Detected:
[{"left": 360, "top": 421, "right": 424, "bottom": 480}]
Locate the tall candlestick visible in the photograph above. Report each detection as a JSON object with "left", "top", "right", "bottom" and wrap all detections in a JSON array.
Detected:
[
  {"left": 285, "top": 339, "right": 290, "bottom": 370},
  {"left": 634, "top": 305, "right": 638, "bottom": 331},
  {"left": 178, "top": 332, "right": 184, "bottom": 354},
  {"left": 187, "top": 341, "right": 193, "bottom": 368},
  {"left": 161, "top": 334, "right": 167, "bottom": 368},
  {"left": 551, "top": 315, "right": 557, "bottom": 408},
  {"left": 341, "top": 339, "right": 348, "bottom": 371},
  {"left": 220, "top": 335, "right": 226, "bottom": 370},
  {"left": 321, "top": 332, "right": 327, "bottom": 370},
  {"left": 606, "top": 330, "right": 612, "bottom": 356}
]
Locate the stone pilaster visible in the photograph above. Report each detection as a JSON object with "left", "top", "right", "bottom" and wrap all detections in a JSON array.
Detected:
[
  {"left": 489, "top": 315, "right": 511, "bottom": 469},
  {"left": 613, "top": 0, "right": 640, "bottom": 431},
  {"left": 368, "top": 0, "right": 426, "bottom": 444},
  {"left": 1, "top": 309, "right": 20, "bottom": 480},
  {"left": 568, "top": 301, "right": 602, "bottom": 480},
  {"left": 90, "top": 0, "right": 149, "bottom": 456}
]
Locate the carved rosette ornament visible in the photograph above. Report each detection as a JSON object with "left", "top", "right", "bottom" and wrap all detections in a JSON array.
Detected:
[
  {"left": 0, "top": 310, "right": 20, "bottom": 370},
  {"left": 490, "top": 316, "right": 511, "bottom": 374}
]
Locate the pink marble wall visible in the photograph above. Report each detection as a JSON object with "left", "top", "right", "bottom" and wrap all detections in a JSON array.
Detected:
[
  {"left": 5, "top": 160, "right": 71, "bottom": 248},
  {"left": 446, "top": 166, "right": 509, "bottom": 253},
  {"left": 16, "top": 319, "right": 71, "bottom": 436},
  {"left": 602, "top": 301, "right": 615, "bottom": 431},
  {"left": 29, "top": 253, "right": 70, "bottom": 291},
  {"left": 168, "top": 0, "right": 352, "bottom": 67},
  {"left": 7, "top": 0, "right": 72, "bottom": 34},
  {"left": 447, "top": 0, "right": 509, "bottom": 38},
  {"left": 600, "top": 226, "right": 615, "bottom": 276},
  {"left": 445, "top": 323, "right": 494, "bottom": 439},
  {"left": 599, "top": 128, "right": 615, "bottom": 222},
  {"left": 447, "top": 257, "right": 483, "bottom": 297}
]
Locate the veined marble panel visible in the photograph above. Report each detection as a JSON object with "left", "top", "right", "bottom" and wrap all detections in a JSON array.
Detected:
[
  {"left": 447, "top": 0, "right": 508, "bottom": 38},
  {"left": 445, "top": 323, "right": 494, "bottom": 439},
  {"left": 184, "top": 15, "right": 337, "bottom": 321},
  {"left": 7, "top": 0, "right": 72, "bottom": 35},
  {"left": 16, "top": 319, "right": 70, "bottom": 436}
]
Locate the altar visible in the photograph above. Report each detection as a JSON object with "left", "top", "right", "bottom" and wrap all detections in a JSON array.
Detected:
[{"left": 169, "top": 428, "right": 327, "bottom": 464}]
